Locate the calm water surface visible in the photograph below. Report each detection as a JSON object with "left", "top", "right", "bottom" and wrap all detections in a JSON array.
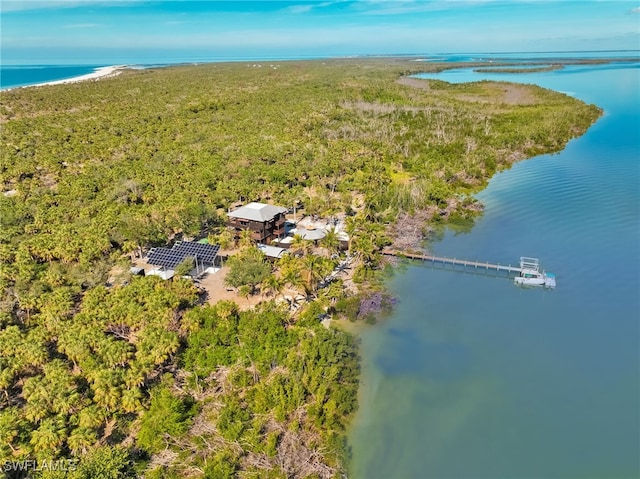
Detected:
[
  {"left": 0, "top": 65, "right": 107, "bottom": 89},
  {"left": 349, "top": 62, "right": 640, "bottom": 478}
]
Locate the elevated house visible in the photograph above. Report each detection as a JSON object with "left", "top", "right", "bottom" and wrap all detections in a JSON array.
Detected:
[{"left": 227, "top": 202, "right": 287, "bottom": 244}]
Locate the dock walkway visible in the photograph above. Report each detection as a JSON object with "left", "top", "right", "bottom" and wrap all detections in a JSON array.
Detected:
[{"left": 382, "top": 248, "right": 523, "bottom": 274}]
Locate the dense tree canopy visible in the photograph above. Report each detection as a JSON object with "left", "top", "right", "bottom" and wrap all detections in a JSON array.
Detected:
[{"left": 0, "top": 58, "right": 602, "bottom": 476}]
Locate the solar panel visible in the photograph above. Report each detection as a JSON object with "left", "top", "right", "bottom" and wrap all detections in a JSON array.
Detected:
[
  {"left": 147, "top": 248, "right": 174, "bottom": 266},
  {"left": 174, "top": 242, "right": 220, "bottom": 263},
  {"left": 147, "top": 242, "right": 220, "bottom": 270},
  {"left": 147, "top": 248, "right": 192, "bottom": 269}
]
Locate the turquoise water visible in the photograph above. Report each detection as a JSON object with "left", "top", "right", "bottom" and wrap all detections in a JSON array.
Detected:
[
  {"left": 415, "top": 50, "right": 639, "bottom": 63},
  {"left": 4, "top": 51, "right": 637, "bottom": 89},
  {"left": 0, "top": 65, "right": 107, "bottom": 89},
  {"left": 349, "top": 62, "right": 640, "bottom": 478}
]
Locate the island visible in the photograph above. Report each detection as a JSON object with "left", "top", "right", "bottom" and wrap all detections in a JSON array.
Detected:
[{"left": 0, "top": 58, "right": 602, "bottom": 478}]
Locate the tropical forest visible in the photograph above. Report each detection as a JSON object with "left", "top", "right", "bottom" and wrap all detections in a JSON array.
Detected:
[{"left": 0, "top": 58, "right": 601, "bottom": 478}]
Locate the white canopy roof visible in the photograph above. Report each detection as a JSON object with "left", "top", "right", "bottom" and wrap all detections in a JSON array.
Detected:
[
  {"left": 294, "top": 227, "right": 327, "bottom": 241},
  {"left": 227, "top": 202, "right": 287, "bottom": 222}
]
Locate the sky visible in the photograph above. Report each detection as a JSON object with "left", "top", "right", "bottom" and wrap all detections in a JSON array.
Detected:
[{"left": 1, "top": 0, "right": 639, "bottom": 64}]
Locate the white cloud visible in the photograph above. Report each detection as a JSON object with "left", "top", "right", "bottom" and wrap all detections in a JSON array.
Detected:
[
  {"left": 630, "top": 7, "right": 640, "bottom": 13},
  {"left": 1, "top": 0, "right": 142, "bottom": 13},
  {"left": 354, "top": 0, "right": 471, "bottom": 16},
  {"left": 287, "top": 4, "right": 315, "bottom": 14},
  {"left": 285, "top": 1, "right": 346, "bottom": 15},
  {"left": 354, "top": 0, "right": 559, "bottom": 16}
]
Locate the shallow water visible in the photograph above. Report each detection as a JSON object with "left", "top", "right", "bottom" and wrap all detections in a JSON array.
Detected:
[
  {"left": 0, "top": 65, "right": 107, "bottom": 89},
  {"left": 349, "top": 61, "right": 640, "bottom": 478}
]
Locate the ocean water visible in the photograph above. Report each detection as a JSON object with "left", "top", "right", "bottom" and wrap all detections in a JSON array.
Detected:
[
  {"left": 349, "top": 62, "right": 640, "bottom": 478},
  {"left": 0, "top": 57, "right": 324, "bottom": 89},
  {"left": 3, "top": 51, "right": 637, "bottom": 90},
  {"left": 415, "top": 50, "right": 639, "bottom": 63},
  {"left": 2, "top": 53, "right": 638, "bottom": 477},
  {"left": 0, "top": 65, "right": 108, "bottom": 89}
]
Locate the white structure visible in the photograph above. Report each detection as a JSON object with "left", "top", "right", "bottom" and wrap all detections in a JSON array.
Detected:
[
  {"left": 514, "top": 257, "right": 556, "bottom": 288},
  {"left": 258, "top": 244, "right": 287, "bottom": 260},
  {"left": 227, "top": 202, "right": 288, "bottom": 222}
]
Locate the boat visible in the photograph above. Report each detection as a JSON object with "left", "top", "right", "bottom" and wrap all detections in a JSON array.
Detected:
[{"left": 514, "top": 257, "right": 556, "bottom": 288}]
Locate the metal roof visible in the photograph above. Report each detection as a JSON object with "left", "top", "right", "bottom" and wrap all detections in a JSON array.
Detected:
[
  {"left": 294, "top": 227, "right": 327, "bottom": 241},
  {"left": 227, "top": 202, "right": 287, "bottom": 222},
  {"left": 257, "top": 244, "right": 287, "bottom": 259}
]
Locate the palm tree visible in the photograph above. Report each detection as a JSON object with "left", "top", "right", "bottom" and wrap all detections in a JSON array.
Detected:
[
  {"left": 262, "top": 274, "right": 284, "bottom": 300},
  {"left": 121, "top": 387, "right": 143, "bottom": 413},
  {"left": 122, "top": 239, "right": 139, "bottom": 261},
  {"left": 98, "top": 338, "right": 132, "bottom": 369},
  {"left": 217, "top": 229, "right": 234, "bottom": 250},
  {"left": 30, "top": 416, "right": 67, "bottom": 455},
  {"left": 300, "top": 255, "right": 325, "bottom": 297},
  {"left": 344, "top": 215, "right": 359, "bottom": 254},
  {"left": 91, "top": 370, "right": 122, "bottom": 411},
  {"left": 318, "top": 279, "right": 344, "bottom": 310},
  {"left": 238, "top": 284, "right": 252, "bottom": 306},
  {"left": 216, "top": 300, "right": 239, "bottom": 322},
  {"left": 43, "top": 360, "right": 81, "bottom": 416},
  {"left": 352, "top": 235, "right": 380, "bottom": 268},
  {"left": 57, "top": 327, "right": 91, "bottom": 369},
  {"left": 280, "top": 259, "right": 305, "bottom": 298},
  {"left": 174, "top": 256, "right": 195, "bottom": 277},
  {"left": 238, "top": 229, "right": 254, "bottom": 250},
  {"left": 289, "top": 233, "right": 309, "bottom": 256},
  {"left": 0, "top": 407, "right": 21, "bottom": 456},
  {"left": 320, "top": 227, "right": 340, "bottom": 257},
  {"left": 78, "top": 405, "right": 106, "bottom": 430},
  {"left": 17, "top": 293, "right": 39, "bottom": 324},
  {"left": 67, "top": 427, "right": 97, "bottom": 456}
]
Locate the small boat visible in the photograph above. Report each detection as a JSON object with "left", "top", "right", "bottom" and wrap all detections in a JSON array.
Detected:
[{"left": 514, "top": 257, "right": 556, "bottom": 288}]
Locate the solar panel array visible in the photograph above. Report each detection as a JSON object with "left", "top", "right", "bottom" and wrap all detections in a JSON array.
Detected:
[
  {"left": 147, "top": 248, "right": 193, "bottom": 269},
  {"left": 147, "top": 242, "right": 220, "bottom": 270},
  {"left": 174, "top": 242, "right": 220, "bottom": 263}
]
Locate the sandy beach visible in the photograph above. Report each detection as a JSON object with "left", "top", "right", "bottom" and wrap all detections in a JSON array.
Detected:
[{"left": 6, "top": 65, "right": 126, "bottom": 90}]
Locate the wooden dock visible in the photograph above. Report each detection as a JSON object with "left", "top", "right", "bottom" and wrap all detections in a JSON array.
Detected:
[{"left": 382, "top": 248, "right": 523, "bottom": 274}]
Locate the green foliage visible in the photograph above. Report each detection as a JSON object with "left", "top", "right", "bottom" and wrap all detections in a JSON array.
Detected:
[
  {"left": 70, "top": 446, "right": 136, "bottom": 479},
  {"left": 182, "top": 301, "right": 292, "bottom": 377},
  {"left": 224, "top": 247, "right": 271, "bottom": 294},
  {"left": 181, "top": 302, "right": 241, "bottom": 376},
  {"left": 156, "top": 302, "right": 359, "bottom": 476},
  {"left": 217, "top": 398, "right": 250, "bottom": 441},
  {"left": 173, "top": 256, "right": 194, "bottom": 277},
  {"left": 335, "top": 295, "right": 361, "bottom": 322},
  {"left": 0, "top": 277, "right": 198, "bottom": 461},
  {"left": 202, "top": 450, "right": 240, "bottom": 478},
  {"left": 0, "top": 61, "right": 600, "bottom": 306},
  {"left": 35, "top": 446, "right": 136, "bottom": 479},
  {"left": 137, "top": 386, "right": 197, "bottom": 454},
  {"left": 0, "top": 58, "right": 602, "bottom": 477}
]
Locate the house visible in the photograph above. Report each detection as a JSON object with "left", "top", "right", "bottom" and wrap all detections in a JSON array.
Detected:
[{"left": 227, "top": 202, "right": 287, "bottom": 244}]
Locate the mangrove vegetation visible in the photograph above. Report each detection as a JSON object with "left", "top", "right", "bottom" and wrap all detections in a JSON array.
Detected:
[{"left": 0, "top": 58, "right": 602, "bottom": 477}]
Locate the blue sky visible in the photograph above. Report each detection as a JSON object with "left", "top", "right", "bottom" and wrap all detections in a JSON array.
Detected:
[{"left": 1, "top": 1, "right": 639, "bottom": 64}]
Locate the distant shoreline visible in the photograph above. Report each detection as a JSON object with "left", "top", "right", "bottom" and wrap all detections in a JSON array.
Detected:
[
  {"left": 472, "top": 64, "right": 564, "bottom": 74},
  {"left": 1, "top": 65, "right": 126, "bottom": 91},
  {"left": 2, "top": 53, "right": 637, "bottom": 91}
]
